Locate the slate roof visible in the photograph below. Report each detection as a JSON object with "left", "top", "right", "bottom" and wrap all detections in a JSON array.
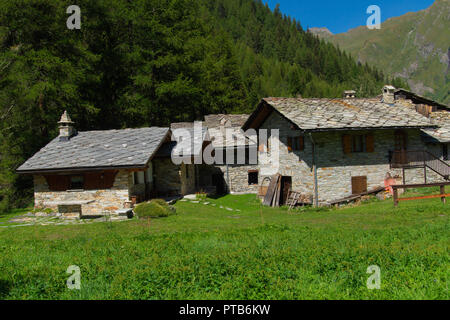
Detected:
[
  {"left": 422, "top": 111, "right": 450, "bottom": 143},
  {"left": 208, "top": 127, "right": 257, "bottom": 148},
  {"left": 17, "top": 127, "right": 170, "bottom": 173},
  {"left": 259, "top": 98, "right": 435, "bottom": 131},
  {"left": 204, "top": 114, "right": 250, "bottom": 128},
  {"left": 155, "top": 124, "right": 210, "bottom": 158}
]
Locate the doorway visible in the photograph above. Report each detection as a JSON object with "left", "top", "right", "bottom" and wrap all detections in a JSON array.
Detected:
[
  {"left": 212, "top": 173, "right": 225, "bottom": 195},
  {"left": 394, "top": 130, "right": 408, "bottom": 164},
  {"left": 280, "top": 176, "right": 292, "bottom": 205}
]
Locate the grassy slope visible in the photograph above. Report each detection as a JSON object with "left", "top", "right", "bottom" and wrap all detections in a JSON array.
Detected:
[
  {"left": 0, "top": 192, "right": 448, "bottom": 300},
  {"left": 327, "top": 0, "right": 449, "bottom": 105}
]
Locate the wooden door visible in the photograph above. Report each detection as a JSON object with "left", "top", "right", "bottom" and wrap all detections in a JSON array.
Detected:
[
  {"left": 352, "top": 176, "right": 367, "bottom": 195},
  {"left": 280, "top": 176, "right": 292, "bottom": 205},
  {"left": 394, "top": 130, "right": 408, "bottom": 164}
]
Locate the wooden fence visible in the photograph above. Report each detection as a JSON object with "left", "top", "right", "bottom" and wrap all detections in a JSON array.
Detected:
[{"left": 392, "top": 182, "right": 450, "bottom": 207}]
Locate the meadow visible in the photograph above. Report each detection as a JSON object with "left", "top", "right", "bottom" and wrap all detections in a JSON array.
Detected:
[{"left": 0, "top": 191, "right": 448, "bottom": 300}]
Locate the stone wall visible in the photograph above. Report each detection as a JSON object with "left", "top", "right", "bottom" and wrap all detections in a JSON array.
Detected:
[
  {"left": 259, "top": 112, "right": 314, "bottom": 197},
  {"left": 34, "top": 169, "right": 130, "bottom": 216},
  {"left": 180, "top": 164, "right": 196, "bottom": 195},
  {"left": 313, "top": 129, "right": 428, "bottom": 204},
  {"left": 257, "top": 112, "right": 447, "bottom": 205},
  {"left": 214, "top": 164, "right": 260, "bottom": 194}
]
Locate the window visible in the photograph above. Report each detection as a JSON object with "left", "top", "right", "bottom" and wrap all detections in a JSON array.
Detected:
[
  {"left": 248, "top": 171, "right": 259, "bottom": 185},
  {"left": 134, "top": 171, "right": 145, "bottom": 185},
  {"left": 443, "top": 144, "right": 448, "bottom": 161},
  {"left": 70, "top": 175, "right": 84, "bottom": 190},
  {"left": 287, "top": 136, "right": 305, "bottom": 152},
  {"left": 342, "top": 134, "right": 375, "bottom": 154}
]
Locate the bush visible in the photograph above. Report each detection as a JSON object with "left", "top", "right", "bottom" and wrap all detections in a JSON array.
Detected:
[{"left": 134, "top": 199, "right": 176, "bottom": 218}]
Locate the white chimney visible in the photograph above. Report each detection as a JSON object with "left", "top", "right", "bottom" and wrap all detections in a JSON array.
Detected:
[
  {"left": 58, "top": 110, "right": 76, "bottom": 141},
  {"left": 343, "top": 90, "right": 356, "bottom": 99},
  {"left": 382, "top": 85, "right": 396, "bottom": 104}
]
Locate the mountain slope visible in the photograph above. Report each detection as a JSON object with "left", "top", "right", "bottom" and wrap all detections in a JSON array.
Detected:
[{"left": 323, "top": 0, "right": 449, "bottom": 105}]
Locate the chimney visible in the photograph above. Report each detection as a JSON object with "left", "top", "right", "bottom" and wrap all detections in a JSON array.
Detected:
[
  {"left": 343, "top": 90, "right": 356, "bottom": 99},
  {"left": 58, "top": 110, "right": 75, "bottom": 141},
  {"left": 382, "top": 85, "right": 396, "bottom": 104}
]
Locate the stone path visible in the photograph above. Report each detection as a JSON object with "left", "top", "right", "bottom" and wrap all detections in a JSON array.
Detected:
[{"left": 182, "top": 198, "right": 242, "bottom": 213}]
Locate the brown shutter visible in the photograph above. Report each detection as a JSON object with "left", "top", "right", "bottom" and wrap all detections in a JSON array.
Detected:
[
  {"left": 366, "top": 134, "right": 375, "bottom": 153},
  {"left": 299, "top": 136, "right": 305, "bottom": 151},
  {"left": 287, "top": 137, "right": 293, "bottom": 152},
  {"left": 83, "top": 171, "right": 118, "bottom": 190},
  {"left": 102, "top": 171, "right": 118, "bottom": 189},
  {"left": 44, "top": 175, "right": 70, "bottom": 191},
  {"left": 342, "top": 134, "right": 352, "bottom": 154},
  {"left": 84, "top": 172, "right": 102, "bottom": 190}
]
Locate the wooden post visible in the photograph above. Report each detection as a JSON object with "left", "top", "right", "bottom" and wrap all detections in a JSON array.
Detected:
[
  {"left": 402, "top": 168, "right": 406, "bottom": 185},
  {"left": 393, "top": 187, "right": 399, "bottom": 207},
  {"left": 440, "top": 185, "right": 446, "bottom": 204}
]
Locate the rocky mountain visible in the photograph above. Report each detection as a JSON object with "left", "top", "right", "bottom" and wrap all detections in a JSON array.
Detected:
[
  {"left": 308, "top": 27, "right": 333, "bottom": 38},
  {"left": 316, "top": 0, "right": 449, "bottom": 105}
]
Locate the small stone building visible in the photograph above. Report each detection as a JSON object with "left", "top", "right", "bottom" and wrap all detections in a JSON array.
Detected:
[
  {"left": 242, "top": 86, "right": 449, "bottom": 206},
  {"left": 17, "top": 112, "right": 172, "bottom": 217}
]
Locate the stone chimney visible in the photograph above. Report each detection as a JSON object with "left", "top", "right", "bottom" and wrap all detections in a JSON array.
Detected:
[
  {"left": 58, "top": 111, "right": 75, "bottom": 141},
  {"left": 382, "top": 85, "right": 396, "bottom": 104},
  {"left": 343, "top": 90, "right": 356, "bottom": 99}
]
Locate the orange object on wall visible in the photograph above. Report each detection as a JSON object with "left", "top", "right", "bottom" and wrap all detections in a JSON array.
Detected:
[{"left": 384, "top": 177, "right": 397, "bottom": 195}]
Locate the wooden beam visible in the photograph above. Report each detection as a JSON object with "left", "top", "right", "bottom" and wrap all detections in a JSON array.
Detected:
[{"left": 392, "top": 182, "right": 450, "bottom": 189}]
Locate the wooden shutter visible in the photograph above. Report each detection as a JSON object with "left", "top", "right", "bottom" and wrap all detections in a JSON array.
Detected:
[
  {"left": 299, "top": 136, "right": 305, "bottom": 151},
  {"left": 101, "top": 171, "right": 118, "bottom": 189},
  {"left": 366, "top": 134, "right": 375, "bottom": 153},
  {"left": 352, "top": 176, "right": 367, "bottom": 195},
  {"left": 84, "top": 171, "right": 118, "bottom": 190},
  {"left": 44, "top": 175, "right": 70, "bottom": 191},
  {"left": 287, "top": 137, "right": 293, "bottom": 152},
  {"left": 84, "top": 172, "right": 101, "bottom": 190},
  {"left": 342, "top": 135, "right": 352, "bottom": 154}
]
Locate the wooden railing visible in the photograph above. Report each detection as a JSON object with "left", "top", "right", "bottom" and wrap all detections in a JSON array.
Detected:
[{"left": 390, "top": 150, "right": 450, "bottom": 180}]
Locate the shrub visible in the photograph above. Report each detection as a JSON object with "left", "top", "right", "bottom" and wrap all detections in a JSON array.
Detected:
[{"left": 134, "top": 199, "right": 176, "bottom": 218}]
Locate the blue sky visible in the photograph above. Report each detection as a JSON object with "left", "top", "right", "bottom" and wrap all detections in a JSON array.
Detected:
[{"left": 265, "top": 0, "right": 435, "bottom": 34}]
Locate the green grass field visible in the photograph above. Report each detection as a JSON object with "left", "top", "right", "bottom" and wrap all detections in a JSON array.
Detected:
[{"left": 0, "top": 191, "right": 448, "bottom": 300}]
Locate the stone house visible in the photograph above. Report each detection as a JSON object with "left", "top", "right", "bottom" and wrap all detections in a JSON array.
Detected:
[
  {"left": 17, "top": 111, "right": 173, "bottom": 217},
  {"left": 17, "top": 86, "right": 449, "bottom": 213},
  {"left": 242, "top": 86, "right": 449, "bottom": 206}
]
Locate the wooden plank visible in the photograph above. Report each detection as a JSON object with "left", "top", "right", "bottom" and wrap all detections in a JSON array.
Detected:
[
  {"left": 397, "top": 194, "right": 450, "bottom": 202},
  {"left": 392, "top": 182, "right": 450, "bottom": 189},
  {"left": 263, "top": 174, "right": 280, "bottom": 206},
  {"left": 274, "top": 178, "right": 282, "bottom": 207},
  {"left": 258, "top": 186, "right": 268, "bottom": 197}
]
